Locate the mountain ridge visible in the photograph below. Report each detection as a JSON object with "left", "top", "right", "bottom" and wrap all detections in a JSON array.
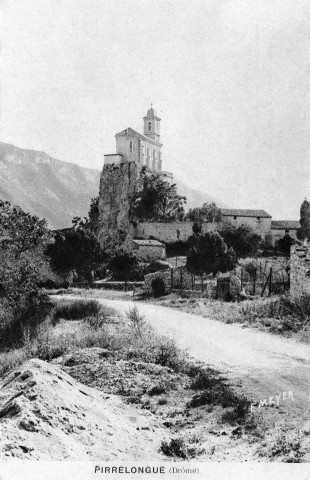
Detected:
[{"left": 0, "top": 142, "right": 225, "bottom": 229}]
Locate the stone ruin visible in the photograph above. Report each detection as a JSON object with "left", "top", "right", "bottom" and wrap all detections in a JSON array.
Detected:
[{"left": 290, "top": 244, "right": 310, "bottom": 300}]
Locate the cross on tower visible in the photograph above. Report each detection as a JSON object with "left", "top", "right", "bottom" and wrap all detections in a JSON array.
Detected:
[{"left": 150, "top": 103, "right": 153, "bottom": 109}]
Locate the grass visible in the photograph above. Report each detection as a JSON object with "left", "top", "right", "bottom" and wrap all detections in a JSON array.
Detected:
[
  {"left": 0, "top": 298, "right": 117, "bottom": 376},
  {"left": 154, "top": 293, "right": 310, "bottom": 341},
  {"left": 187, "top": 367, "right": 251, "bottom": 425},
  {"left": 51, "top": 299, "right": 103, "bottom": 323}
]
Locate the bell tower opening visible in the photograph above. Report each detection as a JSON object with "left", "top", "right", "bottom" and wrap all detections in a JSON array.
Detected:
[{"left": 143, "top": 105, "right": 161, "bottom": 142}]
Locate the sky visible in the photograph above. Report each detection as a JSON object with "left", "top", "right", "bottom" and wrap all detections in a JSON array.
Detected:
[{"left": 1, "top": 0, "right": 310, "bottom": 219}]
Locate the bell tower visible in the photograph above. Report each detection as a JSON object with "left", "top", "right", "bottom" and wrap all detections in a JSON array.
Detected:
[{"left": 143, "top": 105, "right": 161, "bottom": 142}]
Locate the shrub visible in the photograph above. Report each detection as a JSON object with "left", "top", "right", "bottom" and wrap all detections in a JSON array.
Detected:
[
  {"left": 153, "top": 338, "right": 183, "bottom": 370},
  {"left": 51, "top": 299, "right": 102, "bottom": 323},
  {"left": 189, "top": 368, "right": 221, "bottom": 390},
  {"left": 161, "top": 438, "right": 187, "bottom": 459},
  {"left": 0, "top": 348, "right": 29, "bottom": 377},
  {"left": 148, "top": 385, "right": 166, "bottom": 396},
  {"left": 219, "top": 223, "right": 262, "bottom": 258},
  {"left": 126, "top": 305, "right": 146, "bottom": 337},
  {"left": 151, "top": 277, "right": 166, "bottom": 297}
]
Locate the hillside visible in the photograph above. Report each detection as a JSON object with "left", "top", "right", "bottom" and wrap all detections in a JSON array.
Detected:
[
  {"left": 0, "top": 142, "right": 226, "bottom": 229},
  {"left": 175, "top": 177, "right": 227, "bottom": 210},
  {"left": 0, "top": 143, "right": 100, "bottom": 230}
]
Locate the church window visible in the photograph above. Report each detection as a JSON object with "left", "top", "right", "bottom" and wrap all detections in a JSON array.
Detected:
[
  {"left": 129, "top": 140, "right": 133, "bottom": 152},
  {"left": 148, "top": 122, "right": 151, "bottom": 131}
]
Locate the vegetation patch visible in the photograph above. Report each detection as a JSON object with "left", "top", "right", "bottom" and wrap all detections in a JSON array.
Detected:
[
  {"left": 160, "top": 438, "right": 188, "bottom": 459},
  {"left": 51, "top": 299, "right": 114, "bottom": 324}
]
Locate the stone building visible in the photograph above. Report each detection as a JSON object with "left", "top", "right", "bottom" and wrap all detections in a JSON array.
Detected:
[
  {"left": 271, "top": 220, "right": 300, "bottom": 244},
  {"left": 129, "top": 239, "right": 166, "bottom": 262},
  {"left": 98, "top": 107, "right": 173, "bottom": 250},
  {"left": 220, "top": 209, "right": 272, "bottom": 236},
  {"left": 104, "top": 106, "right": 173, "bottom": 183}
]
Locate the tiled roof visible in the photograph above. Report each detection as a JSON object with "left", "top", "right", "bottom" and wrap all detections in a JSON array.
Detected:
[
  {"left": 115, "top": 127, "right": 162, "bottom": 146},
  {"left": 271, "top": 220, "right": 300, "bottom": 230},
  {"left": 221, "top": 209, "right": 271, "bottom": 218},
  {"left": 132, "top": 239, "right": 164, "bottom": 247}
]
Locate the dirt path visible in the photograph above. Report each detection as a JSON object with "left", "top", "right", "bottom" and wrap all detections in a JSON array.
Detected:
[{"left": 57, "top": 295, "right": 310, "bottom": 421}]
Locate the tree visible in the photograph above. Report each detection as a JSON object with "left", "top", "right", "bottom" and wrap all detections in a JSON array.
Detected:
[
  {"left": 186, "top": 231, "right": 237, "bottom": 276},
  {"left": 46, "top": 225, "right": 106, "bottom": 284},
  {"left": 185, "top": 202, "right": 222, "bottom": 223},
  {"left": 108, "top": 249, "right": 140, "bottom": 289},
  {"left": 261, "top": 231, "right": 274, "bottom": 251},
  {"left": 131, "top": 169, "right": 186, "bottom": 222},
  {"left": 219, "top": 223, "right": 262, "bottom": 258},
  {"left": 0, "top": 200, "right": 51, "bottom": 258},
  {"left": 0, "top": 201, "right": 51, "bottom": 346},
  {"left": 276, "top": 233, "right": 295, "bottom": 256},
  {"left": 88, "top": 196, "right": 100, "bottom": 235},
  {"left": 299, "top": 198, "right": 310, "bottom": 240}
]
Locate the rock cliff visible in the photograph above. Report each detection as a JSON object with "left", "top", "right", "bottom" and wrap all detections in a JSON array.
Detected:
[{"left": 98, "top": 162, "right": 139, "bottom": 251}]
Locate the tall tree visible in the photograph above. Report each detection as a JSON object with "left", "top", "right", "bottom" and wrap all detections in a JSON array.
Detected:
[
  {"left": 131, "top": 169, "right": 186, "bottom": 222},
  {"left": 0, "top": 201, "right": 51, "bottom": 345},
  {"left": 299, "top": 198, "right": 310, "bottom": 240},
  {"left": 108, "top": 248, "right": 141, "bottom": 289},
  {"left": 0, "top": 200, "right": 51, "bottom": 258},
  {"left": 46, "top": 223, "right": 106, "bottom": 283},
  {"left": 219, "top": 223, "right": 262, "bottom": 258},
  {"left": 185, "top": 202, "right": 222, "bottom": 223},
  {"left": 276, "top": 233, "right": 295, "bottom": 256},
  {"left": 186, "top": 231, "right": 237, "bottom": 276}
]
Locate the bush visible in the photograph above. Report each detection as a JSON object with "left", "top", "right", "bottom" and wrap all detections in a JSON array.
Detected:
[
  {"left": 151, "top": 277, "right": 166, "bottom": 297},
  {"left": 161, "top": 438, "right": 187, "bottom": 459},
  {"left": 126, "top": 305, "right": 146, "bottom": 337},
  {"left": 51, "top": 299, "right": 102, "bottom": 323},
  {"left": 0, "top": 292, "right": 52, "bottom": 349},
  {"left": 219, "top": 223, "right": 262, "bottom": 258}
]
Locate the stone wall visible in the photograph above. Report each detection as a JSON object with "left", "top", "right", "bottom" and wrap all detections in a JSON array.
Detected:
[
  {"left": 144, "top": 270, "right": 172, "bottom": 294},
  {"left": 290, "top": 245, "right": 310, "bottom": 300},
  {"left": 222, "top": 216, "right": 271, "bottom": 236},
  {"left": 171, "top": 267, "right": 193, "bottom": 290},
  {"left": 137, "top": 222, "right": 218, "bottom": 243},
  {"left": 98, "top": 162, "right": 139, "bottom": 251}
]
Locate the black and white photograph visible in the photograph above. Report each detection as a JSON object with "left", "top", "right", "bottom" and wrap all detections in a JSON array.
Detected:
[{"left": 0, "top": 1, "right": 309, "bottom": 478}]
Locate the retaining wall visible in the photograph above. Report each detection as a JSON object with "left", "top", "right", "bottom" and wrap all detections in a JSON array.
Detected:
[{"left": 137, "top": 222, "right": 218, "bottom": 243}]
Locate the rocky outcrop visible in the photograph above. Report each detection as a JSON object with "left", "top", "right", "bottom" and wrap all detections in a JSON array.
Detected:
[{"left": 98, "top": 162, "right": 139, "bottom": 251}]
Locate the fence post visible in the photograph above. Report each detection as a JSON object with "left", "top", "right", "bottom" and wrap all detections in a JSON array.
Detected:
[
  {"left": 171, "top": 268, "right": 174, "bottom": 291},
  {"left": 191, "top": 274, "right": 194, "bottom": 291},
  {"left": 180, "top": 267, "right": 183, "bottom": 289},
  {"left": 269, "top": 268, "right": 272, "bottom": 296},
  {"left": 241, "top": 268, "right": 243, "bottom": 290},
  {"left": 253, "top": 268, "right": 257, "bottom": 296},
  {"left": 201, "top": 273, "right": 204, "bottom": 293},
  {"left": 261, "top": 271, "right": 271, "bottom": 297}
]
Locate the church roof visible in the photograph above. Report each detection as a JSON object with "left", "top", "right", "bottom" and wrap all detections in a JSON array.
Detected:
[
  {"left": 221, "top": 208, "right": 271, "bottom": 218},
  {"left": 115, "top": 127, "right": 162, "bottom": 146},
  {"left": 147, "top": 107, "right": 157, "bottom": 116},
  {"left": 271, "top": 220, "right": 300, "bottom": 230}
]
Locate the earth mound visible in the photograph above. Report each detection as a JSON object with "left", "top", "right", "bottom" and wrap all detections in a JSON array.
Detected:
[{"left": 0, "top": 358, "right": 166, "bottom": 460}]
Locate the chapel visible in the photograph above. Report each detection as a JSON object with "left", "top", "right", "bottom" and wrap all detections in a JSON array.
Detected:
[{"left": 104, "top": 106, "right": 173, "bottom": 182}]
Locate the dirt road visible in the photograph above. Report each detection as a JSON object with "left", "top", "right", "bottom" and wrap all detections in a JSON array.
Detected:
[
  {"left": 60, "top": 295, "right": 310, "bottom": 420},
  {"left": 101, "top": 297, "right": 310, "bottom": 418}
]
